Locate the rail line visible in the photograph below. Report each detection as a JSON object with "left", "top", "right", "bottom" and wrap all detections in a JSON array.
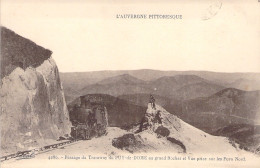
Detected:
[{"left": 0, "top": 139, "right": 80, "bottom": 162}]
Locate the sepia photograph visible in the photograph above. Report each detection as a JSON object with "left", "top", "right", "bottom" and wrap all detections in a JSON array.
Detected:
[{"left": 1, "top": 0, "right": 260, "bottom": 167}]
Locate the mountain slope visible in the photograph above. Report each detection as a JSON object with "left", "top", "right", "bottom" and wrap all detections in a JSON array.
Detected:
[
  {"left": 172, "top": 81, "right": 224, "bottom": 100},
  {"left": 81, "top": 83, "right": 152, "bottom": 97},
  {"left": 112, "top": 103, "right": 240, "bottom": 154},
  {"left": 175, "top": 88, "right": 260, "bottom": 133},
  {"left": 213, "top": 124, "right": 260, "bottom": 152},
  {"left": 80, "top": 74, "right": 152, "bottom": 97},
  {"left": 149, "top": 75, "right": 206, "bottom": 97},
  {"left": 97, "top": 74, "right": 146, "bottom": 85},
  {"left": 79, "top": 74, "right": 222, "bottom": 100},
  {"left": 118, "top": 94, "right": 172, "bottom": 107},
  {"left": 228, "top": 78, "right": 260, "bottom": 91}
]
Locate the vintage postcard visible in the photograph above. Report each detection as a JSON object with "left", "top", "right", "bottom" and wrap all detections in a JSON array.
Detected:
[{"left": 1, "top": 0, "right": 260, "bottom": 167}]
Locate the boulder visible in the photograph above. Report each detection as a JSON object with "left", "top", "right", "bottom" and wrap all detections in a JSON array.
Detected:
[
  {"left": 155, "top": 126, "right": 170, "bottom": 137},
  {"left": 112, "top": 134, "right": 143, "bottom": 153}
]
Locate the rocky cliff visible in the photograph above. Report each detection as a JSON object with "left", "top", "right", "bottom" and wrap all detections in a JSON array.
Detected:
[
  {"left": 70, "top": 95, "right": 108, "bottom": 140},
  {"left": 0, "top": 27, "right": 71, "bottom": 155}
]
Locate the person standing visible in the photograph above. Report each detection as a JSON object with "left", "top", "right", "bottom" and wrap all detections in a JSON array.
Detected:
[{"left": 149, "top": 94, "right": 156, "bottom": 109}]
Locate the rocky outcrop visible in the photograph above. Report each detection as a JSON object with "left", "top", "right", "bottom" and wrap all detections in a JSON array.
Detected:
[
  {"left": 0, "top": 27, "right": 71, "bottom": 155},
  {"left": 155, "top": 126, "right": 170, "bottom": 137},
  {"left": 70, "top": 95, "right": 108, "bottom": 140},
  {"left": 112, "top": 103, "right": 238, "bottom": 154},
  {"left": 167, "top": 137, "right": 186, "bottom": 153},
  {"left": 112, "top": 134, "right": 144, "bottom": 153},
  {"left": 68, "top": 94, "right": 146, "bottom": 127}
]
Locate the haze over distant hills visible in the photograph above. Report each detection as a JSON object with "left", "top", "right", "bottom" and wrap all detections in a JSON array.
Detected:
[
  {"left": 80, "top": 74, "right": 152, "bottom": 97},
  {"left": 228, "top": 78, "right": 260, "bottom": 91},
  {"left": 60, "top": 70, "right": 260, "bottom": 102},
  {"left": 60, "top": 69, "right": 260, "bottom": 90},
  {"left": 149, "top": 75, "right": 225, "bottom": 99},
  {"left": 79, "top": 74, "right": 224, "bottom": 99},
  {"left": 97, "top": 74, "right": 145, "bottom": 85}
]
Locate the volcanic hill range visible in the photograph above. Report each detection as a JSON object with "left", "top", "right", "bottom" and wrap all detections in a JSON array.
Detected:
[
  {"left": 64, "top": 73, "right": 228, "bottom": 103},
  {"left": 60, "top": 69, "right": 260, "bottom": 95}
]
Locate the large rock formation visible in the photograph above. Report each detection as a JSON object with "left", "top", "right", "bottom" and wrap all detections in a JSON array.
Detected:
[
  {"left": 0, "top": 27, "right": 71, "bottom": 155},
  {"left": 112, "top": 103, "right": 239, "bottom": 154},
  {"left": 68, "top": 94, "right": 146, "bottom": 128},
  {"left": 70, "top": 95, "right": 108, "bottom": 140}
]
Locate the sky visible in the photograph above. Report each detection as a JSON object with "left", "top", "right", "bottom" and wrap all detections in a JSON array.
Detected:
[{"left": 1, "top": 0, "right": 260, "bottom": 73}]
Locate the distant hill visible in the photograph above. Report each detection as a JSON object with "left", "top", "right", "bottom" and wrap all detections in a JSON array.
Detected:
[
  {"left": 60, "top": 70, "right": 260, "bottom": 104},
  {"left": 118, "top": 93, "right": 182, "bottom": 116},
  {"left": 118, "top": 93, "right": 172, "bottom": 107},
  {"left": 213, "top": 124, "right": 260, "bottom": 152},
  {"left": 81, "top": 84, "right": 152, "bottom": 97},
  {"left": 80, "top": 74, "right": 152, "bottom": 97},
  {"left": 63, "top": 87, "right": 82, "bottom": 103},
  {"left": 175, "top": 88, "right": 260, "bottom": 133},
  {"left": 60, "top": 69, "right": 260, "bottom": 94},
  {"left": 172, "top": 81, "right": 224, "bottom": 100},
  {"left": 63, "top": 74, "right": 150, "bottom": 103},
  {"left": 60, "top": 73, "right": 101, "bottom": 94},
  {"left": 68, "top": 94, "right": 146, "bottom": 127},
  {"left": 149, "top": 75, "right": 205, "bottom": 96},
  {"left": 97, "top": 74, "right": 146, "bottom": 85},
  {"left": 228, "top": 78, "right": 260, "bottom": 91},
  {"left": 148, "top": 75, "right": 223, "bottom": 99},
  {"left": 78, "top": 74, "right": 223, "bottom": 101}
]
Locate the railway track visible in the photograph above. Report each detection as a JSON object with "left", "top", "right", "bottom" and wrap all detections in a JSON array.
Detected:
[{"left": 0, "top": 139, "right": 80, "bottom": 162}]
